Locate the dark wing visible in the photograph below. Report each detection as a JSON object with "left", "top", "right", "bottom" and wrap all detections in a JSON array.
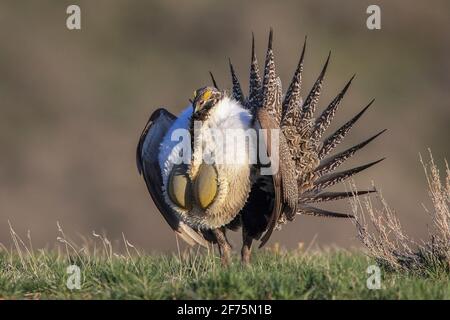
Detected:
[
  {"left": 257, "top": 109, "right": 298, "bottom": 247},
  {"left": 137, "top": 108, "right": 208, "bottom": 247},
  {"left": 254, "top": 30, "right": 299, "bottom": 247},
  {"left": 255, "top": 108, "right": 283, "bottom": 247}
]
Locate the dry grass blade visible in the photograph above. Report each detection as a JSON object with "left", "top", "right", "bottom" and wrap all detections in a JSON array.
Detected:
[{"left": 352, "top": 150, "right": 449, "bottom": 273}]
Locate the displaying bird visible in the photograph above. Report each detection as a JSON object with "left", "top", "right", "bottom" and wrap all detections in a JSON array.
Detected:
[{"left": 136, "top": 30, "right": 385, "bottom": 265}]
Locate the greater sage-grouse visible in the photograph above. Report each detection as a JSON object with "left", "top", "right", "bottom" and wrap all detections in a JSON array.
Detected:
[{"left": 136, "top": 30, "right": 385, "bottom": 265}]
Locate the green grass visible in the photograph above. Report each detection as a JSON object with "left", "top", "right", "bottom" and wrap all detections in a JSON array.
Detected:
[{"left": 0, "top": 250, "right": 449, "bottom": 299}]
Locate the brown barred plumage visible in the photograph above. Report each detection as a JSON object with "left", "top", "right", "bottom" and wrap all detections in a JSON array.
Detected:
[
  {"left": 228, "top": 58, "right": 245, "bottom": 104},
  {"left": 248, "top": 33, "right": 263, "bottom": 112},
  {"left": 137, "top": 30, "right": 385, "bottom": 265},
  {"left": 312, "top": 75, "right": 355, "bottom": 142},
  {"left": 318, "top": 99, "right": 375, "bottom": 160}
]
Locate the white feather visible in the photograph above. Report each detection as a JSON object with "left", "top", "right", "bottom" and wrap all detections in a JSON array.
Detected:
[{"left": 158, "top": 97, "right": 254, "bottom": 228}]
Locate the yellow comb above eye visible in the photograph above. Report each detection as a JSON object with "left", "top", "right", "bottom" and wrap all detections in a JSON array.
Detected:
[{"left": 202, "top": 90, "right": 212, "bottom": 101}]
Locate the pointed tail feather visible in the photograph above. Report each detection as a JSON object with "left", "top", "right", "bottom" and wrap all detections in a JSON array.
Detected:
[
  {"left": 228, "top": 58, "right": 245, "bottom": 104},
  {"left": 315, "top": 129, "right": 387, "bottom": 176},
  {"left": 248, "top": 33, "right": 262, "bottom": 110},
  {"left": 313, "top": 158, "right": 385, "bottom": 192},
  {"left": 274, "top": 77, "right": 283, "bottom": 124},
  {"left": 318, "top": 99, "right": 375, "bottom": 160},
  {"left": 312, "top": 75, "right": 355, "bottom": 141},
  {"left": 300, "top": 190, "right": 376, "bottom": 204},
  {"left": 282, "top": 37, "right": 306, "bottom": 127},
  {"left": 209, "top": 71, "right": 219, "bottom": 89},
  {"left": 262, "top": 29, "right": 280, "bottom": 118},
  {"left": 301, "top": 52, "right": 331, "bottom": 122},
  {"left": 297, "top": 205, "right": 354, "bottom": 218}
]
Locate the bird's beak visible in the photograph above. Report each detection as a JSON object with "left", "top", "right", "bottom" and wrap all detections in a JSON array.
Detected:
[{"left": 193, "top": 101, "right": 200, "bottom": 113}]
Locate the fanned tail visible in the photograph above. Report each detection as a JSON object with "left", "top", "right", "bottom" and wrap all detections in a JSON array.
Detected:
[
  {"left": 301, "top": 52, "right": 330, "bottom": 124},
  {"left": 318, "top": 99, "right": 375, "bottom": 160},
  {"left": 313, "top": 158, "right": 385, "bottom": 192},
  {"left": 315, "top": 129, "right": 387, "bottom": 176},
  {"left": 312, "top": 75, "right": 355, "bottom": 141},
  {"left": 228, "top": 31, "right": 385, "bottom": 246}
]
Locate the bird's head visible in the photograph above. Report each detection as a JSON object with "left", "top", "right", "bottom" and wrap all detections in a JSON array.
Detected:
[{"left": 191, "top": 86, "right": 223, "bottom": 121}]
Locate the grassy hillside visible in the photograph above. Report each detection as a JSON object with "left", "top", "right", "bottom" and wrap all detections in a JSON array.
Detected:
[{"left": 1, "top": 249, "right": 449, "bottom": 299}]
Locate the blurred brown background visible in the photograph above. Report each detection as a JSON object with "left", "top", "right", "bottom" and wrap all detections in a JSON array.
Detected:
[{"left": 0, "top": 0, "right": 449, "bottom": 252}]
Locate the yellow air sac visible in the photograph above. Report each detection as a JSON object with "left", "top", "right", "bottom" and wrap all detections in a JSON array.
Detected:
[
  {"left": 194, "top": 164, "right": 218, "bottom": 209},
  {"left": 168, "top": 165, "right": 192, "bottom": 210}
]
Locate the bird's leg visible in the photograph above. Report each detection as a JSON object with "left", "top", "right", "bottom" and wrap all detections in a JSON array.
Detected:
[
  {"left": 212, "top": 228, "right": 231, "bottom": 266},
  {"left": 241, "top": 229, "right": 253, "bottom": 265}
]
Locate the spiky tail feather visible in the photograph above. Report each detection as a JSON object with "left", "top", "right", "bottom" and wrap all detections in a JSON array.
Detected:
[{"left": 226, "top": 31, "right": 385, "bottom": 244}]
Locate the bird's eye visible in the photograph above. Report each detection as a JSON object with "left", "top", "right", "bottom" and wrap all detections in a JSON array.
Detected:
[{"left": 202, "top": 99, "right": 214, "bottom": 109}]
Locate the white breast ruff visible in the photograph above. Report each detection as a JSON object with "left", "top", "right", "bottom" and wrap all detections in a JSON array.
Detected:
[{"left": 158, "top": 97, "right": 255, "bottom": 228}]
